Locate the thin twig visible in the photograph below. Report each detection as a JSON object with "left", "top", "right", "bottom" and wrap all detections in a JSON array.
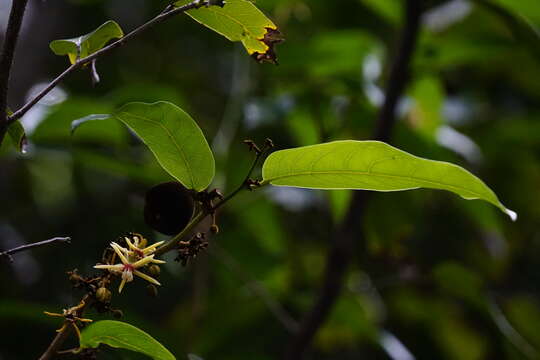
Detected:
[
  {"left": 0, "top": 0, "right": 29, "bottom": 143},
  {"left": 2, "top": 0, "right": 214, "bottom": 137},
  {"left": 1, "top": 237, "right": 71, "bottom": 262},
  {"left": 284, "top": 1, "right": 422, "bottom": 358},
  {"left": 156, "top": 142, "right": 269, "bottom": 256},
  {"left": 216, "top": 144, "right": 266, "bottom": 209},
  {"left": 209, "top": 243, "right": 299, "bottom": 333}
]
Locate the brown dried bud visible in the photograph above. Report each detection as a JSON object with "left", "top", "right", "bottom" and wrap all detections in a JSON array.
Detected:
[
  {"left": 147, "top": 264, "right": 161, "bottom": 277},
  {"left": 147, "top": 284, "right": 158, "bottom": 297},
  {"left": 96, "top": 287, "right": 112, "bottom": 303},
  {"left": 210, "top": 224, "right": 219, "bottom": 234}
]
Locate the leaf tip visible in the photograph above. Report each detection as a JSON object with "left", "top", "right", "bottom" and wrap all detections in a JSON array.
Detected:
[{"left": 504, "top": 208, "right": 517, "bottom": 222}]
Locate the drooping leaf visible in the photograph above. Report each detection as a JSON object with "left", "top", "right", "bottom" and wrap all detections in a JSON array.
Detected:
[
  {"left": 175, "top": 0, "right": 283, "bottom": 63},
  {"left": 262, "top": 140, "right": 516, "bottom": 220},
  {"left": 50, "top": 20, "right": 124, "bottom": 64},
  {"left": 71, "top": 114, "right": 111, "bottom": 134},
  {"left": 79, "top": 320, "right": 175, "bottom": 360},
  {"left": 113, "top": 101, "right": 215, "bottom": 191},
  {"left": 7, "top": 121, "right": 28, "bottom": 153}
]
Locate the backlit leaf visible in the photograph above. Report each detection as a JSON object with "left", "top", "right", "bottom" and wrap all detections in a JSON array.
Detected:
[
  {"left": 113, "top": 101, "right": 215, "bottom": 191},
  {"left": 175, "top": 0, "right": 283, "bottom": 63},
  {"left": 262, "top": 140, "right": 516, "bottom": 220},
  {"left": 50, "top": 20, "right": 124, "bottom": 64}
]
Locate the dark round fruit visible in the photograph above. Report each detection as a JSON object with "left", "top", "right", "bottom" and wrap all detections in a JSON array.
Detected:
[{"left": 144, "top": 182, "right": 194, "bottom": 235}]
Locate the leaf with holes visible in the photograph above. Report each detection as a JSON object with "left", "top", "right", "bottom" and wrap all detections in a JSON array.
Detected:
[
  {"left": 175, "top": 0, "right": 283, "bottom": 63},
  {"left": 79, "top": 320, "right": 175, "bottom": 360},
  {"left": 113, "top": 101, "right": 215, "bottom": 191},
  {"left": 262, "top": 140, "right": 516, "bottom": 220},
  {"left": 50, "top": 20, "right": 124, "bottom": 64}
]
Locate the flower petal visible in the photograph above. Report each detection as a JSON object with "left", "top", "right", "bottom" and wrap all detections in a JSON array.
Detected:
[
  {"left": 110, "top": 243, "right": 129, "bottom": 264},
  {"left": 133, "top": 270, "right": 161, "bottom": 286}
]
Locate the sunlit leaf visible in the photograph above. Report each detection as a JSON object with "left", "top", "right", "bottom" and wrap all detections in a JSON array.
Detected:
[
  {"left": 79, "top": 320, "right": 175, "bottom": 360},
  {"left": 113, "top": 101, "right": 215, "bottom": 191},
  {"left": 262, "top": 140, "right": 516, "bottom": 220},
  {"left": 50, "top": 20, "right": 124, "bottom": 64},
  {"left": 175, "top": 0, "right": 283, "bottom": 63}
]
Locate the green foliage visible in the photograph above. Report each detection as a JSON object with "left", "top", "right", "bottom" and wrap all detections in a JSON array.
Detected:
[
  {"left": 6, "top": 121, "right": 27, "bottom": 153},
  {"left": 262, "top": 140, "right": 516, "bottom": 219},
  {"left": 50, "top": 20, "right": 123, "bottom": 63},
  {"left": 79, "top": 320, "right": 175, "bottom": 360},
  {"left": 175, "top": 0, "right": 280, "bottom": 58},
  {"left": 113, "top": 101, "right": 215, "bottom": 191}
]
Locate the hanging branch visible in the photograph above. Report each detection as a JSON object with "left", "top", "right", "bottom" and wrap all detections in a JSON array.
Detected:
[
  {"left": 0, "top": 0, "right": 29, "bottom": 143},
  {"left": 0, "top": 0, "right": 220, "bottom": 145},
  {"left": 284, "top": 1, "right": 423, "bottom": 358}
]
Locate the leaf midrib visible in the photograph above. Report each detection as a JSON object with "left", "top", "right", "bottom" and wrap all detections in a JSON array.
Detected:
[{"left": 265, "top": 170, "right": 488, "bottom": 199}]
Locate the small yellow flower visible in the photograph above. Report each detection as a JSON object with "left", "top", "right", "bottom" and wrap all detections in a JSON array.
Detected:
[{"left": 94, "top": 240, "right": 165, "bottom": 293}]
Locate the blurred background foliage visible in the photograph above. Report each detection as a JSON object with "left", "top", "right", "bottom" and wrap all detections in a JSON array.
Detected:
[{"left": 1, "top": 0, "right": 540, "bottom": 359}]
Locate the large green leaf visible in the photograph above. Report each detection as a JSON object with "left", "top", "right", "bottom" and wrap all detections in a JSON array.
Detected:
[
  {"left": 175, "top": 0, "right": 283, "bottom": 63},
  {"left": 113, "top": 101, "right": 215, "bottom": 191},
  {"left": 262, "top": 140, "right": 516, "bottom": 220},
  {"left": 79, "top": 320, "right": 175, "bottom": 360},
  {"left": 50, "top": 20, "right": 123, "bottom": 64}
]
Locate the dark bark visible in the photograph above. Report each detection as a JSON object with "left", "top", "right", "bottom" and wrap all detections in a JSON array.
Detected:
[{"left": 0, "top": 0, "right": 29, "bottom": 143}]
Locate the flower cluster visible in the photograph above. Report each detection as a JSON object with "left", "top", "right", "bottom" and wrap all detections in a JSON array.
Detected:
[{"left": 95, "top": 236, "right": 165, "bottom": 293}]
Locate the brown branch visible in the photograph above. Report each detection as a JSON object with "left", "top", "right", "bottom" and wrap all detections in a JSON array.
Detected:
[
  {"left": 0, "top": 0, "right": 29, "bottom": 143},
  {"left": 1, "top": 0, "right": 216, "bottom": 144},
  {"left": 284, "top": 1, "right": 423, "bottom": 358},
  {"left": 38, "top": 295, "right": 91, "bottom": 360},
  {"left": 1, "top": 237, "right": 71, "bottom": 262},
  {"left": 38, "top": 326, "right": 74, "bottom": 360}
]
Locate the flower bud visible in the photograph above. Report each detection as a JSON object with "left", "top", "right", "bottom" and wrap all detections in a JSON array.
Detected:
[
  {"left": 147, "top": 264, "right": 161, "bottom": 277},
  {"left": 96, "top": 287, "right": 112, "bottom": 303}
]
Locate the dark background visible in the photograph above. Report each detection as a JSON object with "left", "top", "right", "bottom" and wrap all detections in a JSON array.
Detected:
[{"left": 1, "top": 0, "right": 540, "bottom": 359}]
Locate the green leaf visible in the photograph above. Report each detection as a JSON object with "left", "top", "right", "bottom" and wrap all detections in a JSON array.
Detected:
[
  {"left": 7, "top": 121, "right": 28, "bottom": 153},
  {"left": 50, "top": 20, "right": 123, "bottom": 64},
  {"left": 262, "top": 140, "right": 516, "bottom": 220},
  {"left": 175, "top": 0, "right": 283, "bottom": 63},
  {"left": 79, "top": 320, "right": 175, "bottom": 360},
  {"left": 113, "top": 101, "right": 215, "bottom": 191}
]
